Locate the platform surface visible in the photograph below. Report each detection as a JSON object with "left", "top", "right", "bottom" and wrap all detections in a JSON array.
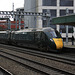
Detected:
[{"left": 64, "top": 42, "right": 75, "bottom": 48}]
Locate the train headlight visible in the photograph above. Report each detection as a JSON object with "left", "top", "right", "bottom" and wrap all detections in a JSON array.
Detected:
[
  {"left": 62, "top": 39, "right": 63, "bottom": 41},
  {"left": 50, "top": 39, "right": 54, "bottom": 42}
]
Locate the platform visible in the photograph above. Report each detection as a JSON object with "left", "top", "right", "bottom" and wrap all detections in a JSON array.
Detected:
[{"left": 64, "top": 42, "right": 75, "bottom": 48}]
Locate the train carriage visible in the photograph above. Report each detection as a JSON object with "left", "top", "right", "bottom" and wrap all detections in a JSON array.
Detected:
[{"left": 0, "top": 27, "right": 63, "bottom": 52}]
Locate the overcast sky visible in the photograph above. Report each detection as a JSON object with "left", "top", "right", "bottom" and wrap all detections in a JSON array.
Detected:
[{"left": 0, "top": 0, "right": 24, "bottom": 11}]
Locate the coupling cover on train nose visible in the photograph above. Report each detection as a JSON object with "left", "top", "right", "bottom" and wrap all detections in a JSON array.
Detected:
[{"left": 53, "top": 38, "right": 63, "bottom": 49}]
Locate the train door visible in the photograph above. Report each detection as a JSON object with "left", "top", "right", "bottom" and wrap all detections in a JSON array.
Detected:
[
  {"left": 41, "top": 32, "right": 46, "bottom": 46},
  {"left": 37, "top": 32, "right": 48, "bottom": 50},
  {"left": 7, "top": 31, "right": 12, "bottom": 44},
  {"left": 34, "top": 32, "right": 41, "bottom": 48},
  {"left": 27, "top": 32, "right": 35, "bottom": 47}
]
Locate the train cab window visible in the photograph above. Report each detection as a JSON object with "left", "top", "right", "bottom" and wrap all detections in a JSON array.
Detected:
[
  {"left": 55, "top": 30, "right": 61, "bottom": 38},
  {"left": 45, "top": 30, "right": 57, "bottom": 38}
]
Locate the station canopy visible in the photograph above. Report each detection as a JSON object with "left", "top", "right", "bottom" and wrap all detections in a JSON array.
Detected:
[{"left": 52, "top": 14, "right": 75, "bottom": 26}]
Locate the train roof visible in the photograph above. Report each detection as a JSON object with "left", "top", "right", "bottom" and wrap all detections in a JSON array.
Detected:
[
  {"left": 0, "top": 30, "right": 11, "bottom": 34},
  {"left": 14, "top": 27, "right": 54, "bottom": 34},
  {"left": 0, "top": 31, "right": 7, "bottom": 33}
]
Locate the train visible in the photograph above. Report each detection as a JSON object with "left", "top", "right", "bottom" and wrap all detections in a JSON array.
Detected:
[{"left": 0, "top": 27, "right": 64, "bottom": 52}]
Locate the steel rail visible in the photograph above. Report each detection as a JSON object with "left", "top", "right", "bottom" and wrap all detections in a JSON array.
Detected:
[{"left": 0, "top": 66, "right": 13, "bottom": 75}]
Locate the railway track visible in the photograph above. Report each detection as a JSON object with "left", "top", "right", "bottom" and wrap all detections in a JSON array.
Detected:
[
  {"left": 0, "top": 66, "right": 13, "bottom": 75},
  {"left": 0, "top": 44, "right": 75, "bottom": 75},
  {"left": 0, "top": 49, "right": 64, "bottom": 75}
]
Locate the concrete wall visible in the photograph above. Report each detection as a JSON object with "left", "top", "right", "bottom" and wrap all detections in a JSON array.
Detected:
[{"left": 24, "top": 0, "right": 36, "bottom": 28}]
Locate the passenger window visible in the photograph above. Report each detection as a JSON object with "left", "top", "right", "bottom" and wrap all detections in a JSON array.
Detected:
[
  {"left": 41, "top": 32, "right": 46, "bottom": 41},
  {"left": 28, "top": 32, "right": 34, "bottom": 41},
  {"left": 35, "top": 32, "right": 41, "bottom": 41},
  {"left": 25, "top": 32, "right": 34, "bottom": 41}
]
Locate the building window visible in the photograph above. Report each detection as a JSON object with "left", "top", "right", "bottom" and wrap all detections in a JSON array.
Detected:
[
  {"left": 60, "top": 0, "right": 73, "bottom": 6},
  {"left": 43, "top": 9, "right": 56, "bottom": 30},
  {"left": 60, "top": 10, "right": 73, "bottom": 16},
  {"left": 42, "top": 0, "right": 57, "bottom": 6},
  {"left": 60, "top": 10, "right": 73, "bottom": 33},
  {"left": 60, "top": 25, "right": 73, "bottom": 33}
]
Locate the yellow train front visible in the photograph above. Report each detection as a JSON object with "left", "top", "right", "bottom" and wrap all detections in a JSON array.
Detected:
[
  {"left": 43, "top": 27, "right": 64, "bottom": 51},
  {"left": 53, "top": 38, "right": 63, "bottom": 50}
]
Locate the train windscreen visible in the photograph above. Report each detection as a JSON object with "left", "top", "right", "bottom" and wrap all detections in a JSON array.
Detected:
[
  {"left": 45, "top": 30, "right": 61, "bottom": 38},
  {"left": 55, "top": 30, "right": 61, "bottom": 38},
  {"left": 45, "top": 30, "right": 57, "bottom": 38}
]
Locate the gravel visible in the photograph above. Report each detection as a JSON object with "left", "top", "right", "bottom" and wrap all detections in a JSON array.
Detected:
[
  {"left": 0, "top": 56, "right": 44, "bottom": 75},
  {"left": 0, "top": 48, "right": 75, "bottom": 75}
]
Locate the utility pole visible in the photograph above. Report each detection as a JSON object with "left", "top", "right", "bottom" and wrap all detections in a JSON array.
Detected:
[
  {"left": 19, "top": 16, "right": 21, "bottom": 30},
  {"left": 66, "top": 8, "right": 69, "bottom": 44},
  {"left": 7, "top": 19, "right": 11, "bottom": 30},
  {"left": 15, "top": 15, "right": 18, "bottom": 31},
  {"left": 46, "top": 9, "right": 51, "bottom": 27},
  {"left": 12, "top": 3, "right": 14, "bottom": 20}
]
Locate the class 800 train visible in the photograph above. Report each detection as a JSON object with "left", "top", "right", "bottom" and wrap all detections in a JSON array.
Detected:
[{"left": 0, "top": 27, "right": 63, "bottom": 52}]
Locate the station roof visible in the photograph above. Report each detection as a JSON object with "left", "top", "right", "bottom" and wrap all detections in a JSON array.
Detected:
[{"left": 52, "top": 14, "right": 75, "bottom": 26}]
